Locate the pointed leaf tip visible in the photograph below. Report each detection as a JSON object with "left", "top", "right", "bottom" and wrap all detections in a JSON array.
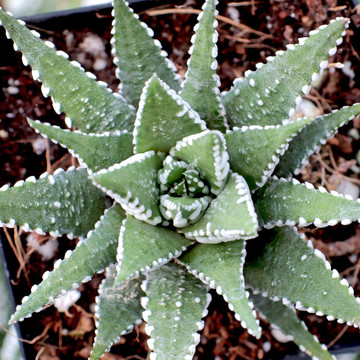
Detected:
[
  {"left": 226, "top": 117, "right": 311, "bottom": 190},
  {"left": 222, "top": 18, "right": 348, "bottom": 127},
  {"left": 180, "top": 240, "right": 262, "bottom": 338},
  {"left": 0, "top": 8, "right": 135, "bottom": 133},
  {"left": 181, "top": 0, "right": 227, "bottom": 132},
  {"left": 91, "top": 151, "right": 163, "bottom": 225},
  {"left": 245, "top": 227, "right": 360, "bottom": 326},
  {"left": 112, "top": 0, "right": 181, "bottom": 106},
  {"left": 182, "top": 172, "right": 258, "bottom": 243},
  {"left": 116, "top": 215, "right": 192, "bottom": 283},
  {"left": 11, "top": 205, "right": 124, "bottom": 324},
  {"left": 133, "top": 74, "right": 206, "bottom": 154}
]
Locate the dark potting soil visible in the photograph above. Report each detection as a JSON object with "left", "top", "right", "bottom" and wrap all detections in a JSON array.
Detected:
[{"left": 0, "top": 0, "right": 360, "bottom": 359}]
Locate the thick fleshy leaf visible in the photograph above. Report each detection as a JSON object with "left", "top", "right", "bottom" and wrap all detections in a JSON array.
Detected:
[
  {"left": 0, "top": 168, "right": 106, "bottom": 237},
  {"left": 158, "top": 156, "right": 189, "bottom": 186},
  {"left": 133, "top": 74, "right": 206, "bottom": 154},
  {"left": 183, "top": 169, "right": 210, "bottom": 196},
  {"left": 180, "top": 0, "right": 227, "bottom": 132},
  {"left": 170, "top": 130, "right": 229, "bottom": 195},
  {"left": 91, "top": 151, "right": 163, "bottom": 225},
  {"left": 0, "top": 10, "right": 135, "bottom": 133},
  {"left": 225, "top": 117, "right": 311, "bottom": 190},
  {"left": 222, "top": 18, "right": 348, "bottom": 127},
  {"left": 90, "top": 266, "right": 144, "bottom": 360},
  {"left": 142, "top": 263, "right": 210, "bottom": 360},
  {"left": 29, "top": 120, "right": 133, "bottom": 172},
  {"left": 255, "top": 177, "right": 360, "bottom": 228},
  {"left": 244, "top": 227, "right": 360, "bottom": 326},
  {"left": 275, "top": 103, "right": 360, "bottom": 177},
  {"left": 182, "top": 172, "right": 258, "bottom": 243},
  {"left": 180, "top": 241, "right": 262, "bottom": 338},
  {"left": 159, "top": 195, "right": 210, "bottom": 228},
  {"left": 250, "top": 293, "right": 334, "bottom": 360},
  {"left": 112, "top": 0, "right": 181, "bottom": 106},
  {"left": 115, "top": 215, "right": 192, "bottom": 283},
  {"left": 10, "top": 205, "right": 124, "bottom": 324}
]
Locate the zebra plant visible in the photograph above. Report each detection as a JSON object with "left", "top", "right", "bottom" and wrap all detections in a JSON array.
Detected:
[{"left": 0, "top": 0, "right": 359, "bottom": 359}]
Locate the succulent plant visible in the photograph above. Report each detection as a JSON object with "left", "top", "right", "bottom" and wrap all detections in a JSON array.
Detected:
[{"left": 0, "top": 0, "right": 360, "bottom": 359}]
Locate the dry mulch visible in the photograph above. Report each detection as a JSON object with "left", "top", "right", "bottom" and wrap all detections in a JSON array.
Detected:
[{"left": 0, "top": 0, "right": 360, "bottom": 359}]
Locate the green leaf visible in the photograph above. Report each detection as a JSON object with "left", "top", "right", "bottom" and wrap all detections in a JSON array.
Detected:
[
  {"left": 182, "top": 172, "right": 258, "bottom": 243},
  {"left": 112, "top": 0, "right": 181, "bottom": 106},
  {"left": 244, "top": 227, "right": 360, "bottom": 326},
  {"left": 116, "top": 215, "right": 192, "bottom": 283},
  {"left": 225, "top": 117, "right": 311, "bottom": 191},
  {"left": 170, "top": 130, "right": 229, "bottom": 195},
  {"left": 183, "top": 169, "right": 210, "bottom": 196},
  {"left": 275, "top": 103, "right": 360, "bottom": 177},
  {"left": 142, "top": 263, "right": 210, "bottom": 360},
  {"left": 90, "top": 266, "right": 144, "bottom": 360},
  {"left": 160, "top": 195, "right": 210, "bottom": 228},
  {"left": 91, "top": 151, "right": 164, "bottom": 225},
  {"left": 222, "top": 18, "right": 348, "bottom": 127},
  {"left": 29, "top": 120, "right": 133, "bottom": 172},
  {"left": 180, "top": 0, "right": 227, "bottom": 132},
  {"left": 133, "top": 74, "right": 206, "bottom": 154},
  {"left": 250, "top": 293, "right": 334, "bottom": 360},
  {"left": 180, "top": 241, "right": 262, "bottom": 338},
  {"left": 0, "top": 168, "right": 106, "bottom": 238},
  {"left": 10, "top": 205, "right": 124, "bottom": 324},
  {"left": 255, "top": 177, "right": 360, "bottom": 228},
  {"left": 158, "top": 156, "right": 189, "bottom": 186},
  {"left": 0, "top": 9, "right": 135, "bottom": 133}
]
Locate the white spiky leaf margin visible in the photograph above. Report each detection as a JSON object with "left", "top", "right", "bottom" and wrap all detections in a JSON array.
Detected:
[
  {"left": 169, "top": 130, "right": 229, "bottom": 195},
  {"left": 159, "top": 194, "right": 210, "bottom": 228},
  {"left": 90, "top": 151, "right": 164, "bottom": 225},
  {"left": 10, "top": 205, "right": 124, "bottom": 324},
  {"left": 29, "top": 119, "right": 133, "bottom": 173},
  {"left": 111, "top": 0, "right": 181, "bottom": 106},
  {"left": 182, "top": 172, "right": 258, "bottom": 243},
  {"left": 275, "top": 103, "right": 360, "bottom": 177},
  {"left": 250, "top": 292, "right": 336, "bottom": 360},
  {"left": 141, "top": 263, "right": 211, "bottom": 360},
  {"left": 256, "top": 177, "right": 360, "bottom": 229},
  {"left": 225, "top": 117, "right": 311, "bottom": 191},
  {"left": 180, "top": 0, "right": 227, "bottom": 132},
  {"left": 0, "top": 9, "right": 135, "bottom": 133},
  {"left": 222, "top": 17, "right": 349, "bottom": 127},
  {"left": 244, "top": 227, "right": 360, "bottom": 327},
  {"left": 158, "top": 156, "right": 190, "bottom": 186},
  {"left": 0, "top": 167, "right": 106, "bottom": 238},
  {"left": 133, "top": 74, "right": 207, "bottom": 154},
  {"left": 115, "top": 215, "right": 192, "bottom": 284},
  {"left": 179, "top": 240, "right": 262, "bottom": 338},
  {"left": 90, "top": 265, "right": 144, "bottom": 360}
]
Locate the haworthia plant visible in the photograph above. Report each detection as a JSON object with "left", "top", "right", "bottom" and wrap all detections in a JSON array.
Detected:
[{"left": 0, "top": 1, "right": 359, "bottom": 359}]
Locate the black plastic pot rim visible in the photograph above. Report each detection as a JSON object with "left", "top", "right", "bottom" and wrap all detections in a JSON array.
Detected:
[
  {"left": 0, "top": 237, "right": 27, "bottom": 360},
  {"left": 19, "top": 0, "right": 179, "bottom": 24}
]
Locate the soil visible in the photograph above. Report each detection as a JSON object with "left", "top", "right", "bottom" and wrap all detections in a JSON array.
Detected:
[{"left": 0, "top": 0, "right": 360, "bottom": 359}]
